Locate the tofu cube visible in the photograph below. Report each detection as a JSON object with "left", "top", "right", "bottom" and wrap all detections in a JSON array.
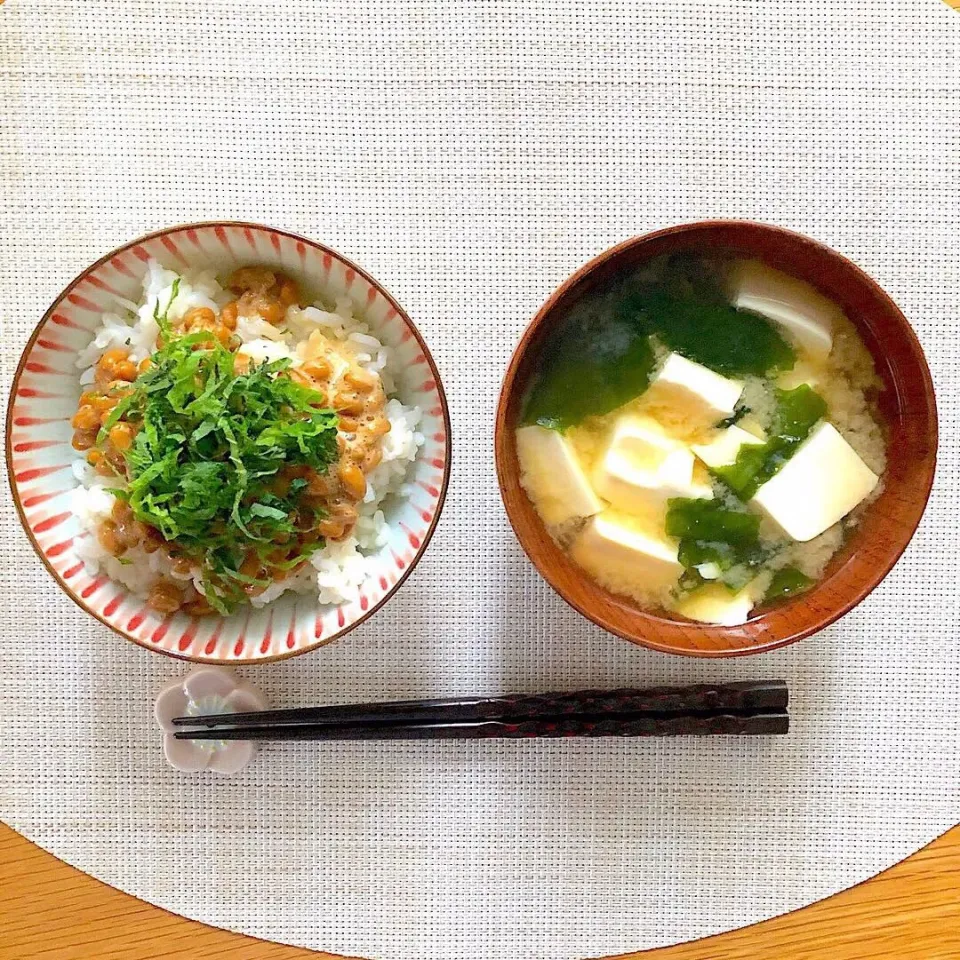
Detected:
[
  {"left": 516, "top": 425, "right": 603, "bottom": 526},
  {"left": 591, "top": 414, "right": 712, "bottom": 514},
  {"left": 675, "top": 582, "right": 756, "bottom": 626},
  {"left": 692, "top": 425, "right": 766, "bottom": 470},
  {"left": 603, "top": 414, "right": 683, "bottom": 471},
  {"left": 593, "top": 450, "right": 713, "bottom": 514},
  {"left": 750, "top": 422, "right": 879, "bottom": 542},
  {"left": 731, "top": 261, "right": 838, "bottom": 362},
  {"left": 644, "top": 353, "right": 744, "bottom": 432},
  {"left": 777, "top": 359, "right": 824, "bottom": 392},
  {"left": 571, "top": 511, "right": 683, "bottom": 591},
  {"left": 737, "top": 414, "right": 768, "bottom": 440}
]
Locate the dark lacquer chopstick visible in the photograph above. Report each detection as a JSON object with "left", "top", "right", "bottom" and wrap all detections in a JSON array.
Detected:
[
  {"left": 174, "top": 681, "right": 788, "bottom": 730},
  {"left": 174, "top": 711, "right": 788, "bottom": 741}
]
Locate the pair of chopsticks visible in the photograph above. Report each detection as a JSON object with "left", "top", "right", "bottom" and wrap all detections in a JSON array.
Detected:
[{"left": 173, "top": 680, "right": 789, "bottom": 741}]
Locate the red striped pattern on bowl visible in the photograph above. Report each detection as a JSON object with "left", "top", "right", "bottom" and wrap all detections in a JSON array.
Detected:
[{"left": 7, "top": 223, "right": 450, "bottom": 663}]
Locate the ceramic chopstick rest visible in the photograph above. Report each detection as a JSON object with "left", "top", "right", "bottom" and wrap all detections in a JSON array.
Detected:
[{"left": 154, "top": 666, "right": 267, "bottom": 773}]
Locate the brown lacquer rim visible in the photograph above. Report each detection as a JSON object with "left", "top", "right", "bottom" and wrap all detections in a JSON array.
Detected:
[{"left": 495, "top": 220, "right": 938, "bottom": 657}]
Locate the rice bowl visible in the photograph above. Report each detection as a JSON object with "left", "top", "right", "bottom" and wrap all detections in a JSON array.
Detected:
[
  {"left": 8, "top": 223, "right": 449, "bottom": 662},
  {"left": 71, "top": 259, "right": 423, "bottom": 613}
]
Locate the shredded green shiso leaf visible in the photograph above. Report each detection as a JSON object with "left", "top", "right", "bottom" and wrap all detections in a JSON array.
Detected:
[{"left": 100, "top": 329, "right": 339, "bottom": 613}]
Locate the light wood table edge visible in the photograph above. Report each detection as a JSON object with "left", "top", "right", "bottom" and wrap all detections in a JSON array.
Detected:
[{"left": 3, "top": 821, "right": 960, "bottom": 960}]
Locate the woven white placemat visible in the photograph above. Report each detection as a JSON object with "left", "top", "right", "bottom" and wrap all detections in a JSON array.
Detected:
[{"left": 1, "top": 2, "right": 959, "bottom": 958}]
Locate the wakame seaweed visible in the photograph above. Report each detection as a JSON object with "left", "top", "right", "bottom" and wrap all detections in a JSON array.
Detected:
[
  {"left": 666, "top": 498, "right": 766, "bottom": 591},
  {"left": 519, "top": 255, "right": 795, "bottom": 431},
  {"left": 764, "top": 566, "right": 814, "bottom": 604},
  {"left": 713, "top": 385, "right": 827, "bottom": 499},
  {"left": 521, "top": 296, "right": 656, "bottom": 430}
]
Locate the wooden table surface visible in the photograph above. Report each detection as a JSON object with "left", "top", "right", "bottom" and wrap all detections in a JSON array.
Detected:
[{"left": 3, "top": 820, "right": 960, "bottom": 960}]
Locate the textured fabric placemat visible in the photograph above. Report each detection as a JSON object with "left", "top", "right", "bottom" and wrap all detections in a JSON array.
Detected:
[{"left": 1, "top": 2, "right": 959, "bottom": 959}]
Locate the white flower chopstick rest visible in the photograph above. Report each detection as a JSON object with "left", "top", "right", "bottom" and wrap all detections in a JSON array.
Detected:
[{"left": 154, "top": 666, "right": 268, "bottom": 774}]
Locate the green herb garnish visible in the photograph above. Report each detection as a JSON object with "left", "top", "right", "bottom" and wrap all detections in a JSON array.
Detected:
[
  {"left": 153, "top": 277, "right": 181, "bottom": 338},
  {"left": 102, "top": 332, "right": 338, "bottom": 612},
  {"left": 714, "top": 385, "right": 827, "bottom": 498}
]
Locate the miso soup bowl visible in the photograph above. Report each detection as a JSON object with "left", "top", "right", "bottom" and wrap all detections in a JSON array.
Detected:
[{"left": 495, "top": 221, "right": 937, "bottom": 657}]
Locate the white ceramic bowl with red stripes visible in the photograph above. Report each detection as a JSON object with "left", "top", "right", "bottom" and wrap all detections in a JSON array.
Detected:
[{"left": 7, "top": 223, "right": 451, "bottom": 663}]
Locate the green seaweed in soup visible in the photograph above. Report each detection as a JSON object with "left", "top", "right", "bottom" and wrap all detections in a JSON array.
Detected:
[
  {"left": 713, "top": 384, "right": 827, "bottom": 498},
  {"left": 666, "top": 498, "right": 766, "bottom": 591},
  {"left": 617, "top": 255, "right": 796, "bottom": 377},
  {"left": 520, "top": 254, "right": 795, "bottom": 431},
  {"left": 522, "top": 321, "right": 656, "bottom": 431},
  {"left": 764, "top": 566, "right": 814, "bottom": 604}
]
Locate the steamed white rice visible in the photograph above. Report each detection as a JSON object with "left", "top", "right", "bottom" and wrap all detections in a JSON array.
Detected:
[{"left": 71, "top": 260, "right": 423, "bottom": 609}]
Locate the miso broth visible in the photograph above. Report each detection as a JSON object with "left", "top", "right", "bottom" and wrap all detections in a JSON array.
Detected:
[{"left": 516, "top": 254, "right": 886, "bottom": 626}]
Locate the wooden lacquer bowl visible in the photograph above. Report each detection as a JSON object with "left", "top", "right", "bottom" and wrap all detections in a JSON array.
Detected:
[{"left": 495, "top": 221, "right": 938, "bottom": 657}]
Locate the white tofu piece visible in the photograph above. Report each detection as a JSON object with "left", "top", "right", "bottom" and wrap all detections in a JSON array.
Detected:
[
  {"left": 516, "top": 425, "right": 603, "bottom": 526},
  {"left": 684, "top": 460, "right": 716, "bottom": 499},
  {"left": 777, "top": 359, "right": 824, "bottom": 392},
  {"left": 731, "top": 261, "right": 838, "bottom": 362},
  {"left": 590, "top": 413, "right": 713, "bottom": 514},
  {"left": 695, "top": 562, "right": 723, "bottom": 581},
  {"left": 737, "top": 414, "right": 767, "bottom": 440},
  {"left": 692, "top": 425, "right": 766, "bottom": 470},
  {"left": 571, "top": 511, "right": 683, "bottom": 591},
  {"left": 750, "top": 422, "right": 879, "bottom": 542},
  {"left": 644, "top": 353, "right": 744, "bottom": 430},
  {"left": 592, "top": 449, "right": 713, "bottom": 514},
  {"left": 603, "top": 414, "right": 684, "bottom": 471},
  {"left": 676, "top": 583, "right": 756, "bottom": 626}
]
